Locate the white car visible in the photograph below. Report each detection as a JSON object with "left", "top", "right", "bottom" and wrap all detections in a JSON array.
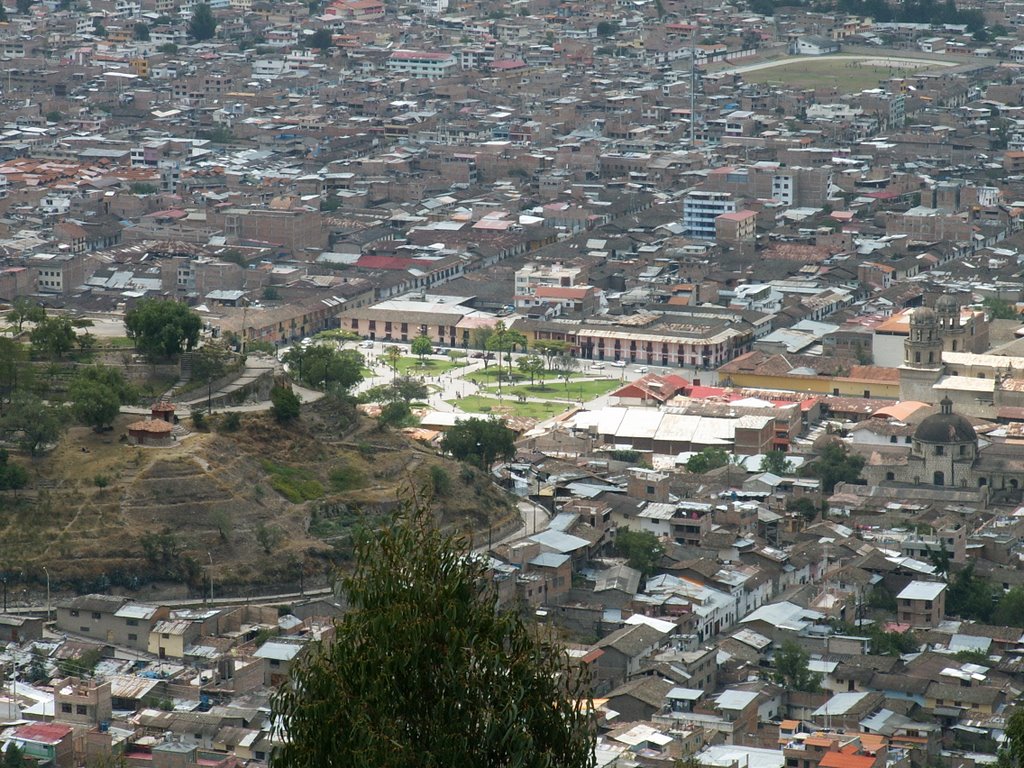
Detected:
[
  {"left": 635, "top": 366, "right": 648, "bottom": 374},
  {"left": 611, "top": 360, "right": 627, "bottom": 368},
  {"left": 358, "top": 340, "right": 374, "bottom": 349}
]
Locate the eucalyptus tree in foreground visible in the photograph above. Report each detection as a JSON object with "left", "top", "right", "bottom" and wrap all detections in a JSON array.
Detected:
[{"left": 270, "top": 499, "right": 595, "bottom": 768}]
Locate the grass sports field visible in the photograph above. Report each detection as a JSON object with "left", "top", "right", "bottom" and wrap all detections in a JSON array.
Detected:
[{"left": 738, "top": 56, "right": 945, "bottom": 93}]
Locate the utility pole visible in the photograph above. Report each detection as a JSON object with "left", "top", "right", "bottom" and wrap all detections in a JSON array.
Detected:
[
  {"left": 690, "top": 29, "right": 697, "bottom": 147},
  {"left": 42, "top": 566, "right": 49, "bottom": 623}
]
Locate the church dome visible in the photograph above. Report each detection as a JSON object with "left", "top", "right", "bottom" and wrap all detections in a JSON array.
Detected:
[
  {"left": 935, "top": 294, "right": 958, "bottom": 313},
  {"left": 914, "top": 399, "right": 976, "bottom": 444},
  {"left": 910, "top": 306, "right": 937, "bottom": 325}
]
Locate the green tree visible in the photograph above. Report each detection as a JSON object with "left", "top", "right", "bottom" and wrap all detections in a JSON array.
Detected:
[
  {"left": 946, "top": 564, "right": 998, "bottom": 622},
  {"left": 383, "top": 345, "right": 402, "bottom": 382},
  {"left": 410, "top": 334, "right": 433, "bottom": 364},
  {"left": 191, "top": 343, "right": 232, "bottom": 411},
  {"left": 378, "top": 399, "right": 414, "bottom": 428},
  {"left": 308, "top": 28, "right": 333, "bottom": 49},
  {"left": 984, "top": 297, "right": 1019, "bottom": 320},
  {"left": 0, "top": 450, "right": 28, "bottom": 492},
  {"left": 271, "top": 386, "right": 301, "bottom": 423},
  {"left": 70, "top": 378, "right": 120, "bottom": 432},
  {"left": 255, "top": 524, "right": 283, "bottom": 554},
  {"left": 68, "top": 365, "right": 134, "bottom": 431},
  {"left": 262, "top": 286, "right": 280, "bottom": 301},
  {"left": 361, "top": 376, "right": 428, "bottom": 405},
  {"left": 269, "top": 501, "right": 595, "bottom": 768},
  {"left": 801, "top": 442, "right": 865, "bottom": 493},
  {"left": 773, "top": 640, "right": 821, "bottom": 692},
  {"left": 428, "top": 465, "right": 451, "bottom": 496},
  {"left": 866, "top": 585, "right": 897, "bottom": 612},
  {"left": 124, "top": 299, "right": 202, "bottom": 358},
  {"left": 614, "top": 527, "right": 664, "bottom": 578},
  {"left": 993, "top": 587, "right": 1024, "bottom": 628},
  {"left": 6, "top": 296, "right": 45, "bottom": 333},
  {"left": 156, "top": 42, "right": 178, "bottom": 53},
  {"left": 531, "top": 339, "right": 570, "bottom": 370},
  {"left": 14, "top": 0, "right": 32, "bottom": 14},
  {"left": 3, "top": 393, "right": 63, "bottom": 456},
  {"left": 93, "top": 17, "right": 106, "bottom": 35},
  {"left": 469, "top": 327, "right": 494, "bottom": 366},
  {"left": 30, "top": 315, "right": 75, "bottom": 359},
  {"left": 596, "top": 20, "right": 619, "bottom": 36},
  {"left": 867, "top": 626, "right": 918, "bottom": 656},
  {"left": 440, "top": 417, "right": 515, "bottom": 469},
  {"left": 4, "top": 742, "right": 25, "bottom": 767},
  {"left": 0, "top": 337, "right": 29, "bottom": 414},
  {"left": 787, "top": 496, "right": 819, "bottom": 522},
  {"left": 134, "top": 22, "right": 150, "bottom": 40},
  {"left": 517, "top": 354, "right": 545, "bottom": 386},
  {"left": 686, "top": 447, "right": 729, "bottom": 474},
  {"left": 485, "top": 321, "right": 527, "bottom": 379},
  {"left": 1002, "top": 707, "right": 1024, "bottom": 768},
  {"left": 283, "top": 345, "right": 363, "bottom": 392},
  {"left": 188, "top": 2, "right": 217, "bottom": 40},
  {"left": 760, "top": 450, "right": 793, "bottom": 475},
  {"left": 551, "top": 353, "right": 580, "bottom": 396}
]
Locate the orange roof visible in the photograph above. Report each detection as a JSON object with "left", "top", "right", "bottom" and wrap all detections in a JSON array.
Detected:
[
  {"left": 127, "top": 419, "right": 173, "bottom": 434},
  {"left": 872, "top": 401, "right": 929, "bottom": 422},
  {"left": 805, "top": 737, "right": 838, "bottom": 748},
  {"left": 819, "top": 753, "right": 875, "bottom": 768},
  {"left": 780, "top": 720, "right": 801, "bottom": 729}
]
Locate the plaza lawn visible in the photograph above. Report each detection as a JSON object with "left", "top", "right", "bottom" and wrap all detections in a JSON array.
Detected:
[
  {"left": 393, "top": 356, "right": 464, "bottom": 376},
  {"left": 471, "top": 366, "right": 590, "bottom": 385},
  {"left": 99, "top": 336, "right": 137, "bottom": 348},
  {"left": 482, "top": 379, "right": 619, "bottom": 401},
  {"left": 741, "top": 57, "right": 940, "bottom": 93},
  {"left": 448, "top": 395, "right": 570, "bottom": 420}
]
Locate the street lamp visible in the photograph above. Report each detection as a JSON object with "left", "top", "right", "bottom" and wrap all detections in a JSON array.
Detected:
[
  {"left": 42, "top": 566, "right": 49, "bottom": 623},
  {"left": 207, "top": 553, "right": 214, "bottom": 604}
]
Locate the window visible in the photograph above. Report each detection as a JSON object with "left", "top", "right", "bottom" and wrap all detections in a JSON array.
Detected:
[
  {"left": 61, "top": 703, "right": 72, "bottom": 713},
  {"left": 126, "top": 619, "right": 138, "bottom": 626},
  {"left": 162, "top": 633, "right": 170, "bottom": 639},
  {"left": 128, "top": 633, "right": 138, "bottom": 642},
  {"left": 890, "top": 436, "right": 898, "bottom": 443},
  {"left": 959, "top": 444, "right": 967, "bottom": 456},
  {"left": 936, "top": 445, "right": 944, "bottom": 456},
  {"left": 270, "top": 659, "right": 281, "bottom": 667},
  {"left": 91, "top": 612, "right": 101, "bottom": 620},
  {"left": 81, "top": 626, "right": 90, "bottom": 632},
  {"left": 70, "top": 609, "right": 79, "bottom": 617},
  {"left": 76, "top": 705, "right": 87, "bottom": 715}
]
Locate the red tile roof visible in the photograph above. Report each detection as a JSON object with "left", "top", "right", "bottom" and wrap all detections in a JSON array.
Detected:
[{"left": 14, "top": 722, "right": 73, "bottom": 744}]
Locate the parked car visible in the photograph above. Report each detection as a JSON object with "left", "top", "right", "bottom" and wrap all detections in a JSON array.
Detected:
[
  {"left": 591, "top": 362, "right": 605, "bottom": 370},
  {"left": 635, "top": 366, "right": 649, "bottom": 374},
  {"left": 611, "top": 360, "right": 627, "bottom": 368}
]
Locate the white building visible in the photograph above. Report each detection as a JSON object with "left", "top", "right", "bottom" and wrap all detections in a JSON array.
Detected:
[
  {"left": 514, "top": 262, "right": 583, "bottom": 295},
  {"left": 683, "top": 190, "right": 736, "bottom": 240},
  {"left": 386, "top": 50, "right": 457, "bottom": 79}
]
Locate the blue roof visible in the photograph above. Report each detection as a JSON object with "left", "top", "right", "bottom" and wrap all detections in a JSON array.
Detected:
[
  {"left": 530, "top": 529, "right": 589, "bottom": 553},
  {"left": 529, "top": 552, "right": 571, "bottom": 568}
]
